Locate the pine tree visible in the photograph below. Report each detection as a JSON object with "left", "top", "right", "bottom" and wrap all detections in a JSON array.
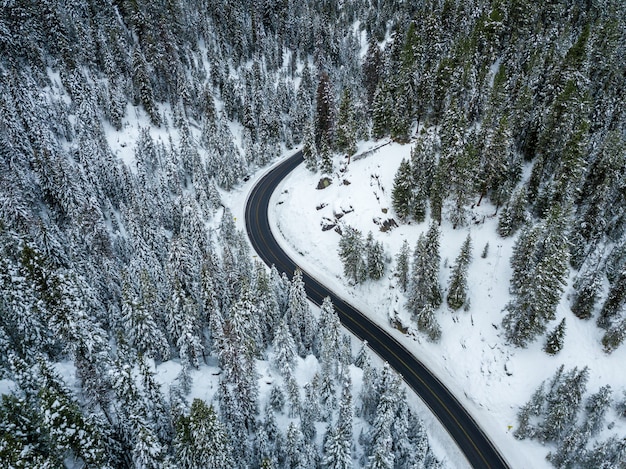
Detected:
[
  {"left": 302, "top": 122, "right": 319, "bottom": 172},
  {"left": 339, "top": 226, "right": 367, "bottom": 284},
  {"left": 132, "top": 48, "right": 160, "bottom": 126},
  {"left": 541, "top": 366, "right": 589, "bottom": 443},
  {"left": 318, "top": 297, "right": 341, "bottom": 378},
  {"left": 395, "top": 240, "right": 411, "bottom": 292},
  {"left": 362, "top": 36, "right": 383, "bottom": 110},
  {"left": 272, "top": 318, "right": 297, "bottom": 379},
  {"left": 269, "top": 385, "right": 285, "bottom": 413},
  {"left": 320, "top": 138, "right": 334, "bottom": 175},
  {"left": 503, "top": 208, "right": 570, "bottom": 347},
  {"left": 316, "top": 72, "right": 335, "bottom": 150},
  {"left": 407, "top": 223, "right": 442, "bottom": 325},
  {"left": 286, "top": 269, "right": 316, "bottom": 356},
  {"left": 174, "top": 400, "right": 235, "bottom": 469},
  {"left": 583, "top": 385, "right": 612, "bottom": 437},
  {"left": 371, "top": 83, "right": 392, "bottom": 139},
  {"left": 601, "top": 317, "right": 626, "bottom": 353},
  {"left": 335, "top": 88, "right": 357, "bottom": 156},
  {"left": 410, "top": 137, "right": 436, "bottom": 223},
  {"left": 544, "top": 318, "right": 566, "bottom": 355},
  {"left": 446, "top": 234, "right": 472, "bottom": 310},
  {"left": 322, "top": 375, "right": 353, "bottom": 469},
  {"left": 497, "top": 187, "right": 528, "bottom": 237},
  {"left": 392, "top": 159, "right": 413, "bottom": 221},
  {"left": 546, "top": 426, "right": 586, "bottom": 469},
  {"left": 365, "top": 232, "right": 385, "bottom": 281},
  {"left": 597, "top": 268, "right": 626, "bottom": 330}
]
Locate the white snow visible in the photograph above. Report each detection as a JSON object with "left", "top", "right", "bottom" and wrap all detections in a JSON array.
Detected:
[{"left": 227, "top": 141, "right": 626, "bottom": 468}]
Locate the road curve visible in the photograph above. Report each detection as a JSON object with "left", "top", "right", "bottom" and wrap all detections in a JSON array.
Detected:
[{"left": 245, "top": 150, "right": 510, "bottom": 469}]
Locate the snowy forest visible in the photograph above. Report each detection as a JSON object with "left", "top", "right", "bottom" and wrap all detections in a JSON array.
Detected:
[{"left": 1, "top": 0, "right": 626, "bottom": 467}]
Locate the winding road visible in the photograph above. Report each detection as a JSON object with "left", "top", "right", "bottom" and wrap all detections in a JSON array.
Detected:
[{"left": 245, "top": 150, "right": 510, "bottom": 469}]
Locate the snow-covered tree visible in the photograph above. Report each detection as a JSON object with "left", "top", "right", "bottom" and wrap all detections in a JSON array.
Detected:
[
  {"left": 446, "top": 234, "right": 472, "bottom": 310},
  {"left": 339, "top": 226, "right": 367, "bottom": 284}
]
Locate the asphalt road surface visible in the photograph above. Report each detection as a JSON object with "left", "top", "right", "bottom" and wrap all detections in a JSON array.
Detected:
[{"left": 245, "top": 150, "right": 510, "bottom": 469}]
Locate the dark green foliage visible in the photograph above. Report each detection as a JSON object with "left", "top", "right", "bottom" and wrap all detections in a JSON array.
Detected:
[
  {"left": 407, "top": 224, "right": 442, "bottom": 339},
  {"left": 583, "top": 385, "right": 612, "bottom": 437},
  {"left": 446, "top": 234, "right": 472, "bottom": 310},
  {"left": 410, "top": 136, "right": 436, "bottom": 223},
  {"left": 174, "top": 399, "right": 234, "bottom": 468},
  {"left": 335, "top": 89, "right": 357, "bottom": 155},
  {"left": 338, "top": 226, "right": 367, "bottom": 284},
  {"left": 392, "top": 158, "right": 413, "bottom": 220},
  {"left": 365, "top": 232, "right": 385, "bottom": 281},
  {"left": 302, "top": 123, "right": 318, "bottom": 172},
  {"left": 316, "top": 72, "right": 335, "bottom": 150},
  {"left": 497, "top": 187, "right": 528, "bottom": 237},
  {"left": 544, "top": 318, "right": 566, "bottom": 355},
  {"left": 597, "top": 269, "right": 626, "bottom": 330},
  {"left": 362, "top": 37, "right": 383, "bottom": 110},
  {"left": 395, "top": 240, "right": 411, "bottom": 292},
  {"left": 503, "top": 208, "right": 569, "bottom": 347},
  {"left": 516, "top": 365, "right": 595, "bottom": 449},
  {"left": 571, "top": 267, "right": 602, "bottom": 320},
  {"left": 601, "top": 318, "right": 626, "bottom": 354}
]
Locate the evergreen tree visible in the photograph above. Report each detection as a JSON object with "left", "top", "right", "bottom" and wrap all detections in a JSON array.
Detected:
[
  {"left": 446, "top": 234, "right": 472, "bottom": 310},
  {"left": 338, "top": 226, "right": 367, "bottom": 284},
  {"left": 407, "top": 223, "right": 442, "bottom": 325},
  {"left": 286, "top": 269, "right": 316, "bottom": 356},
  {"left": 601, "top": 317, "right": 626, "bottom": 353},
  {"left": 132, "top": 48, "right": 161, "bottom": 126},
  {"left": 365, "top": 232, "right": 385, "bottom": 281},
  {"left": 392, "top": 158, "right": 413, "bottom": 221},
  {"left": 272, "top": 318, "right": 297, "bottom": 380},
  {"left": 335, "top": 88, "right": 357, "bottom": 156},
  {"left": 541, "top": 366, "right": 589, "bottom": 443},
  {"left": 302, "top": 122, "right": 319, "bottom": 172},
  {"left": 320, "top": 138, "right": 334, "bottom": 175},
  {"left": 174, "top": 400, "right": 235, "bottom": 469},
  {"left": 544, "top": 318, "right": 566, "bottom": 355},
  {"left": 503, "top": 208, "right": 570, "bottom": 347},
  {"left": 323, "top": 375, "right": 353, "bottom": 469},
  {"left": 362, "top": 36, "right": 383, "bottom": 110},
  {"left": 583, "top": 385, "right": 612, "bottom": 437},
  {"left": 395, "top": 240, "right": 411, "bottom": 292},
  {"left": 318, "top": 297, "right": 341, "bottom": 378},
  {"left": 571, "top": 265, "right": 602, "bottom": 320},
  {"left": 497, "top": 187, "right": 528, "bottom": 237},
  {"left": 597, "top": 268, "right": 626, "bottom": 330},
  {"left": 316, "top": 72, "right": 335, "bottom": 150},
  {"left": 410, "top": 136, "right": 436, "bottom": 223}
]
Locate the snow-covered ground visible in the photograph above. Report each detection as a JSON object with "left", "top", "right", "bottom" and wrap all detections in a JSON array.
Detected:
[{"left": 228, "top": 142, "right": 626, "bottom": 468}]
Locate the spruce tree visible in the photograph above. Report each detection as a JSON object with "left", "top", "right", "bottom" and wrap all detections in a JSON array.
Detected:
[
  {"left": 302, "top": 122, "right": 319, "bottom": 172},
  {"left": 544, "top": 318, "right": 566, "bottom": 355},
  {"left": 446, "top": 234, "right": 472, "bottom": 310},
  {"left": 365, "top": 232, "right": 385, "bottom": 280},
  {"left": 316, "top": 72, "right": 335, "bottom": 150},
  {"left": 503, "top": 208, "right": 569, "bottom": 347},
  {"left": 407, "top": 224, "right": 442, "bottom": 339},
  {"left": 271, "top": 319, "right": 297, "bottom": 380},
  {"left": 583, "top": 385, "right": 612, "bottom": 437},
  {"left": 286, "top": 269, "right": 316, "bottom": 356},
  {"left": 335, "top": 88, "right": 357, "bottom": 156},
  {"left": 338, "top": 226, "right": 367, "bottom": 284},
  {"left": 392, "top": 158, "right": 413, "bottom": 221},
  {"left": 395, "top": 240, "right": 411, "bottom": 292},
  {"left": 410, "top": 137, "right": 436, "bottom": 223}
]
